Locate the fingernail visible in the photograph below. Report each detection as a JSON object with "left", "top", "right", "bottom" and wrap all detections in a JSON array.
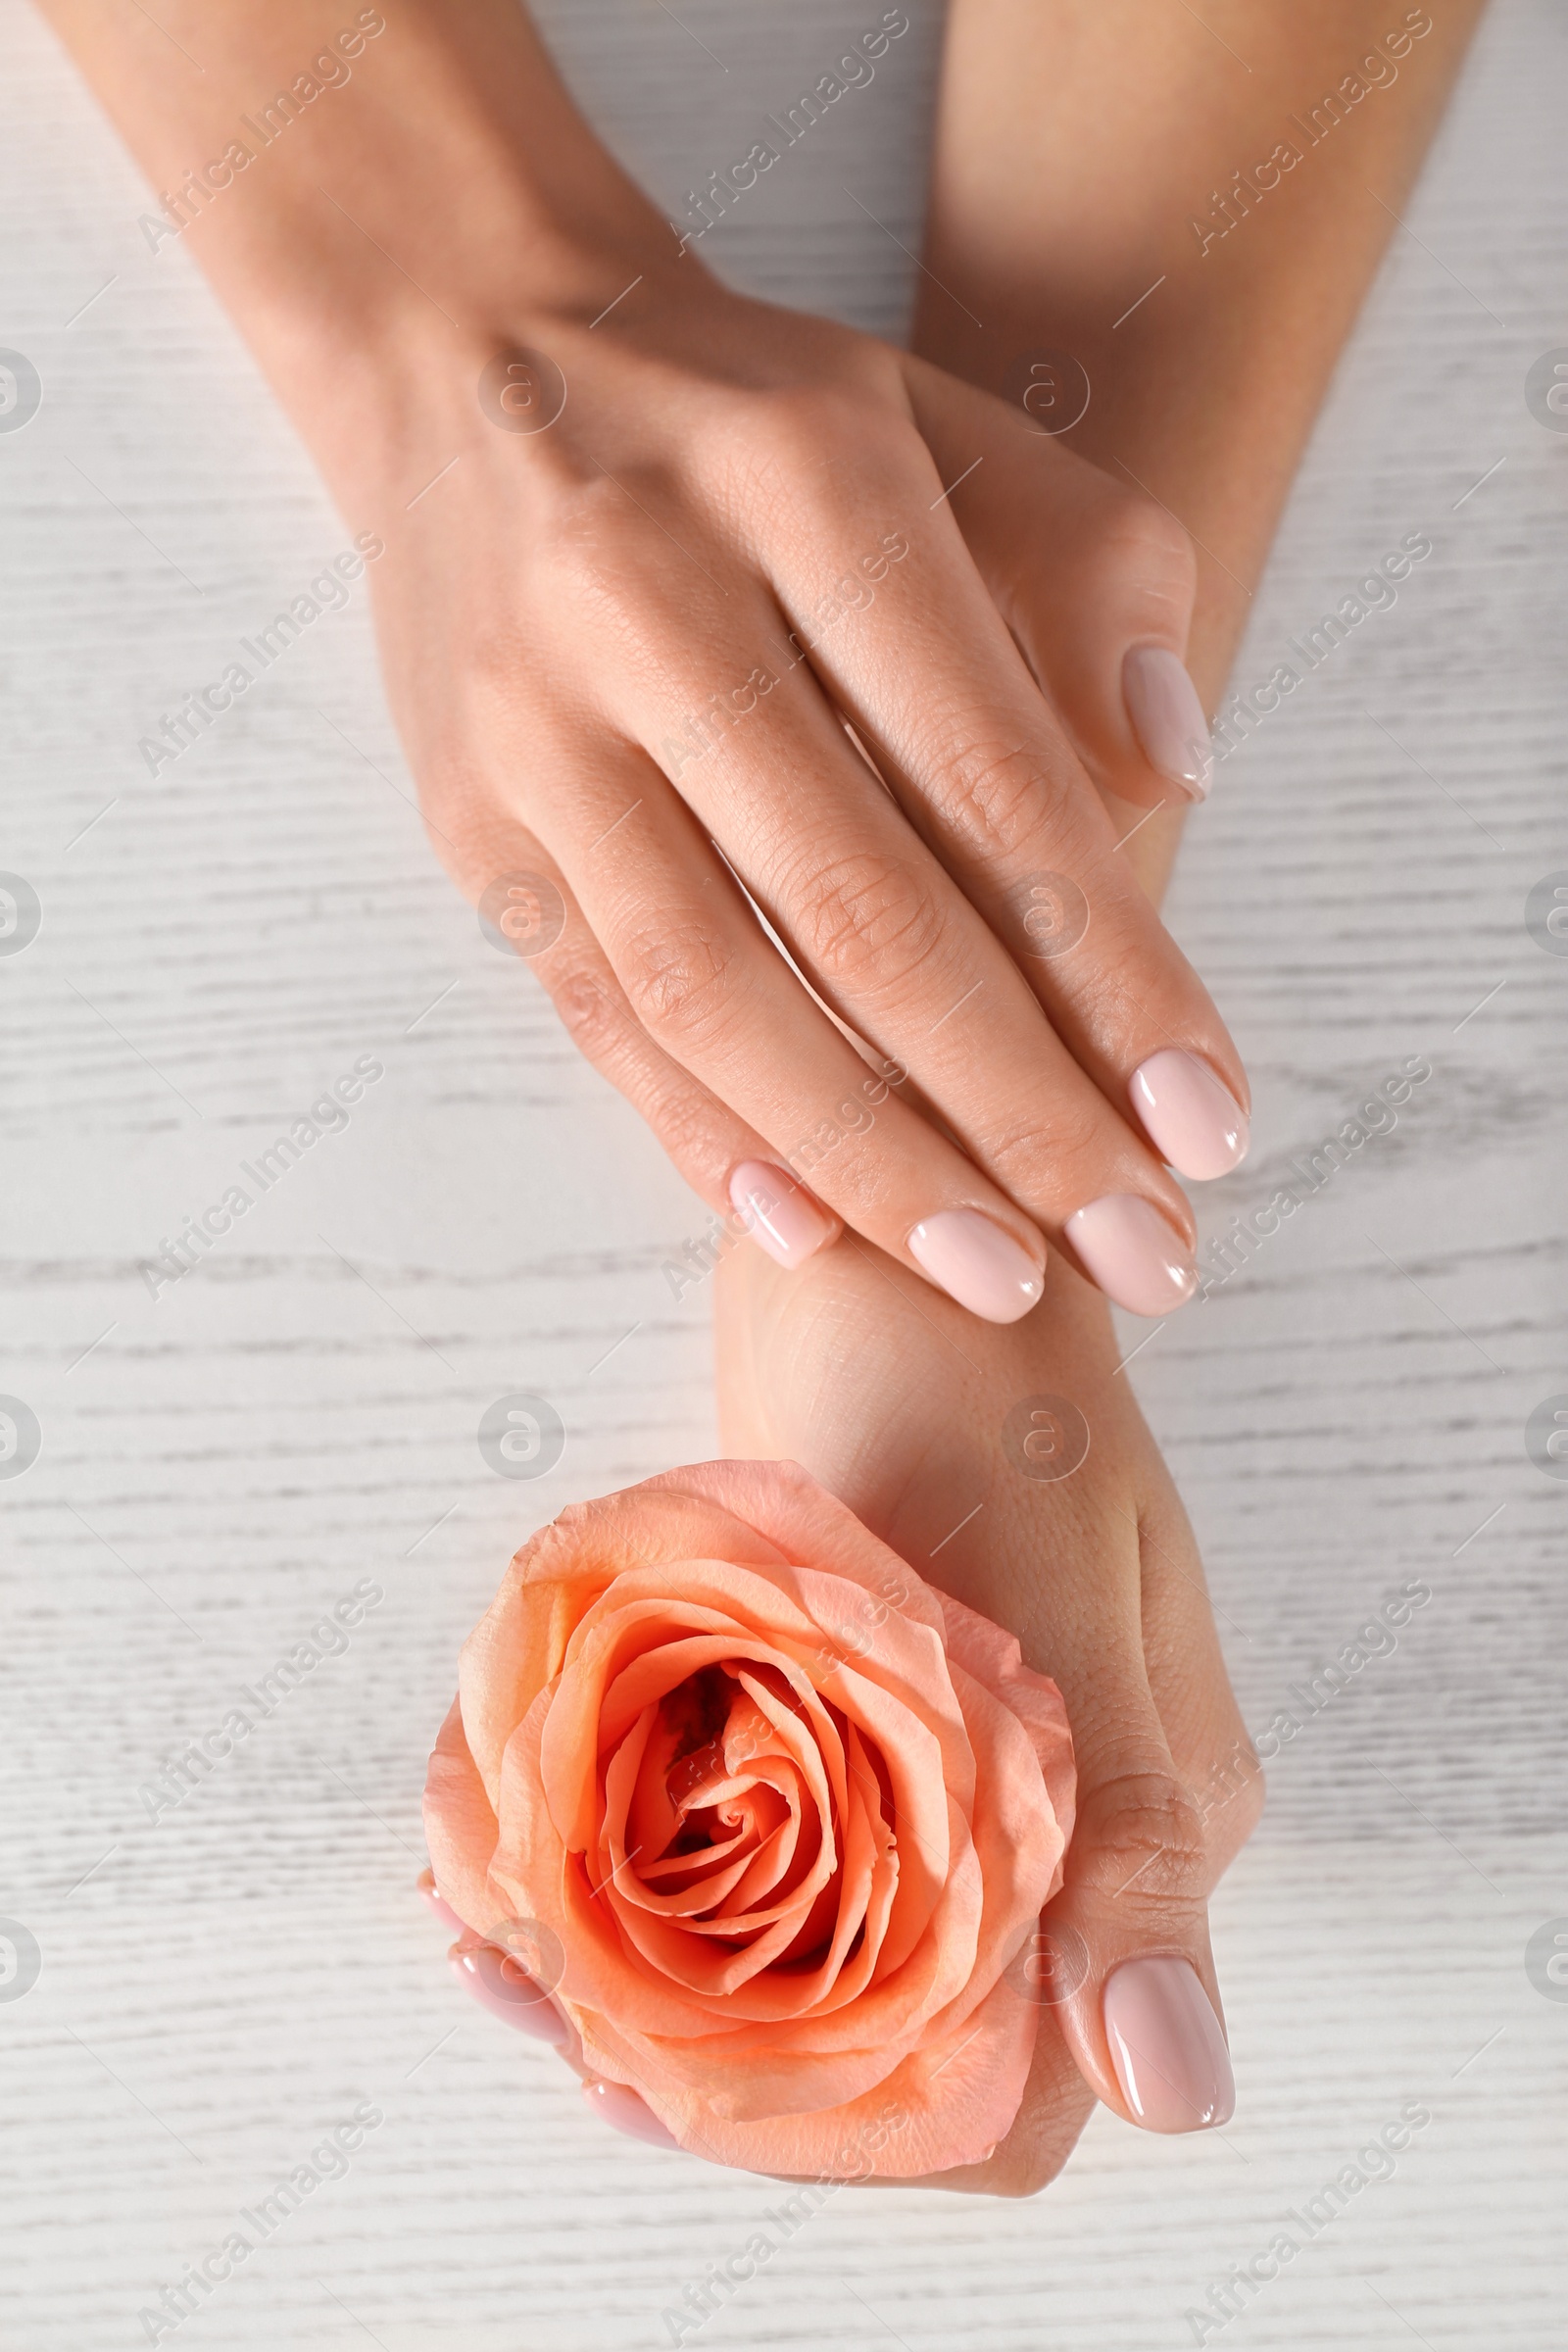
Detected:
[
  {"left": 728, "top": 1159, "right": 837, "bottom": 1270},
  {"left": 416, "top": 1867, "right": 468, "bottom": 1940},
  {"left": 1123, "top": 646, "right": 1213, "bottom": 801},
  {"left": 1065, "top": 1195, "right": 1197, "bottom": 1316},
  {"left": 450, "top": 1941, "right": 572, "bottom": 2048},
  {"left": 907, "top": 1208, "right": 1046, "bottom": 1323},
  {"left": 1102, "top": 1956, "right": 1235, "bottom": 2132},
  {"left": 1129, "top": 1050, "right": 1249, "bottom": 1180},
  {"left": 582, "top": 2078, "right": 680, "bottom": 2147}
]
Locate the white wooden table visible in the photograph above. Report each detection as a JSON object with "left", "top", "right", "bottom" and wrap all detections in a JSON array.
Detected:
[{"left": 2, "top": 2, "right": 1564, "bottom": 2346}]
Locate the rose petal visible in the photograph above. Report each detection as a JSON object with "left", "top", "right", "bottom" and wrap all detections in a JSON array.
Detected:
[
  {"left": 937, "top": 1590, "right": 1077, "bottom": 1862},
  {"left": 592, "top": 1971, "right": 1038, "bottom": 2175},
  {"left": 421, "top": 1696, "right": 500, "bottom": 1940}
]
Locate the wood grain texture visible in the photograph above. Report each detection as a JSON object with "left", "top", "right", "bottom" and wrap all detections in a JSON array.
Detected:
[{"left": 1, "top": 1, "right": 1564, "bottom": 2346}]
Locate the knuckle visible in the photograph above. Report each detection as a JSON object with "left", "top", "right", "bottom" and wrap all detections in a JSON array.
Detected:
[
  {"left": 615, "top": 917, "right": 739, "bottom": 1050},
  {"left": 713, "top": 377, "right": 915, "bottom": 521},
  {"left": 414, "top": 756, "right": 466, "bottom": 848},
  {"left": 547, "top": 480, "right": 659, "bottom": 597},
  {"left": 970, "top": 2071, "right": 1094, "bottom": 2198},
  {"left": 545, "top": 958, "right": 623, "bottom": 1064},
  {"left": 530, "top": 473, "right": 707, "bottom": 639},
  {"left": 788, "top": 850, "right": 948, "bottom": 998},
  {"left": 931, "top": 733, "right": 1090, "bottom": 864},
  {"left": 984, "top": 1096, "right": 1106, "bottom": 1195},
  {"left": 557, "top": 979, "right": 730, "bottom": 1168},
  {"left": 455, "top": 622, "right": 542, "bottom": 737},
  {"left": 1200, "top": 1746, "right": 1266, "bottom": 1864},
  {"left": 640, "top": 1084, "right": 733, "bottom": 1180},
  {"left": 1094, "top": 488, "right": 1198, "bottom": 611},
  {"left": 411, "top": 743, "right": 515, "bottom": 871},
  {"left": 984, "top": 2138, "right": 1078, "bottom": 2200},
  {"left": 556, "top": 960, "right": 733, "bottom": 1170},
  {"left": 747, "top": 382, "right": 884, "bottom": 469},
  {"left": 1072, "top": 1770, "right": 1209, "bottom": 1908},
  {"left": 1231, "top": 1767, "right": 1266, "bottom": 1851}
]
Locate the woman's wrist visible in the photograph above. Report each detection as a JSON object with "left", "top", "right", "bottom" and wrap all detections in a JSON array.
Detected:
[
  {"left": 245, "top": 173, "right": 671, "bottom": 507},
  {"left": 35, "top": 0, "right": 673, "bottom": 489}
]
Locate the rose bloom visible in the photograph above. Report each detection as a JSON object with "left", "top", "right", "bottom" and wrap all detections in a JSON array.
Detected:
[{"left": 424, "top": 1461, "right": 1075, "bottom": 2178}]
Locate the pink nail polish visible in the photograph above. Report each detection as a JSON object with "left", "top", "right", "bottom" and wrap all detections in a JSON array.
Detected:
[
  {"left": 1122, "top": 646, "right": 1213, "bottom": 800},
  {"left": 1129, "top": 1050, "right": 1249, "bottom": 1180},
  {"left": 907, "top": 1208, "right": 1045, "bottom": 1323},
  {"left": 728, "top": 1159, "right": 837, "bottom": 1270},
  {"left": 1102, "top": 1956, "right": 1235, "bottom": 2132},
  {"left": 416, "top": 1868, "right": 468, "bottom": 1941},
  {"left": 1065, "top": 1195, "right": 1197, "bottom": 1316},
  {"left": 450, "top": 1941, "right": 572, "bottom": 2048},
  {"left": 582, "top": 2078, "right": 680, "bottom": 2147}
]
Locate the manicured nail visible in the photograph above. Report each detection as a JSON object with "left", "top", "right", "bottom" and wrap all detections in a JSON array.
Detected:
[
  {"left": 416, "top": 1867, "right": 468, "bottom": 1940},
  {"left": 1065, "top": 1195, "right": 1197, "bottom": 1316},
  {"left": 582, "top": 2078, "right": 680, "bottom": 2147},
  {"left": 1129, "top": 1050, "right": 1249, "bottom": 1180},
  {"left": 907, "top": 1208, "right": 1045, "bottom": 1323},
  {"left": 1102, "top": 1956, "right": 1235, "bottom": 2132},
  {"left": 728, "top": 1159, "right": 837, "bottom": 1270},
  {"left": 450, "top": 1940, "right": 572, "bottom": 2048},
  {"left": 1123, "top": 646, "right": 1213, "bottom": 800}
]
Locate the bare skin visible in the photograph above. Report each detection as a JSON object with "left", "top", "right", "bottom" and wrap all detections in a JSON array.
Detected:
[
  {"left": 438, "top": 1238, "right": 1263, "bottom": 2190},
  {"left": 36, "top": 0, "right": 1256, "bottom": 1326},
  {"left": 40, "top": 0, "right": 1485, "bottom": 2188},
  {"left": 33, "top": 3, "right": 1480, "bottom": 1334},
  {"left": 714, "top": 1236, "right": 1262, "bottom": 2191},
  {"left": 706, "top": 0, "right": 1489, "bottom": 2183},
  {"left": 914, "top": 0, "right": 1488, "bottom": 892}
]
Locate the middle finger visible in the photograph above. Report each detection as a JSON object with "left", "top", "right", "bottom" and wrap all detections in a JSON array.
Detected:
[
  {"left": 760, "top": 436, "right": 1252, "bottom": 1203},
  {"left": 617, "top": 590, "right": 1205, "bottom": 1316}
]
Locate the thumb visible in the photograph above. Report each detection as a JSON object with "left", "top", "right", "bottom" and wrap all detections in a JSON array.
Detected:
[{"left": 1038, "top": 1703, "right": 1234, "bottom": 2134}]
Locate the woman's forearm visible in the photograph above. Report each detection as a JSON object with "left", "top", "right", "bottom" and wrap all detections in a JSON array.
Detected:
[{"left": 915, "top": 0, "right": 1487, "bottom": 899}]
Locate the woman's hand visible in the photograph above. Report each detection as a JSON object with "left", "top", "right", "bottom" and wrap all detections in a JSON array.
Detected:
[
  {"left": 431, "top": 1233, "right": 1261, "bottom": 2185},
  {"left": 36, "top": 0, "right": 1248, "bottom": 1322},
  {"left": 435, "top": 1235, "right": 1263, "bottom": 2182},
  {"left": 713, "top": 1235, "right": 1262, "bottom": 2190},
  {"left": 363, "top": 261, "right": 1248, "bottom": 1326}
]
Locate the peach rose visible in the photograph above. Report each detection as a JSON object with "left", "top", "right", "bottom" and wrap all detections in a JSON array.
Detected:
[{"left": 423, "top": 1460, "right": 1075, "bottom": 2178}]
